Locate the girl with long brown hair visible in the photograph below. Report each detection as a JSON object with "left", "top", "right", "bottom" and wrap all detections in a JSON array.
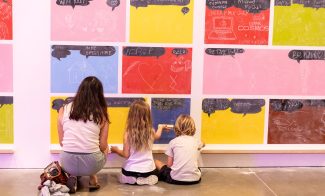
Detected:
[{"left": 58, "top": 76, "right": 109, "bottom": 192}]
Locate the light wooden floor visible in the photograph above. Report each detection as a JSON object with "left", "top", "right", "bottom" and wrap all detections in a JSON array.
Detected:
[{"left": 1, "top": 167, "right": 325, "bottom": 196}]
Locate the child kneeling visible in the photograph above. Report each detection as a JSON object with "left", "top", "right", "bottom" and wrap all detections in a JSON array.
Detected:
[{"left": 155, "top": 114, "right": 202, "bottom": 185}]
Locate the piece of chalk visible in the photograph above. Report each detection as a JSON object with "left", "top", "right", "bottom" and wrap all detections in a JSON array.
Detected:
[{"left": 159, "top": 124, "right": 174, "bottom": 128}]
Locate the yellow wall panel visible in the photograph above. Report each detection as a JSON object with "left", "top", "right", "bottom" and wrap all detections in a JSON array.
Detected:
[
  {"left": 130, "top": 3, "right": 194, "bottom": 43},
  {"left": 201, "top": 107, "right": 265, "bottom": 144}
]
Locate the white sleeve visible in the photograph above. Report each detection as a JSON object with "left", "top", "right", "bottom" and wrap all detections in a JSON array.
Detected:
[{"left": 165, "top": 140, "right": 174, "bottom": 157}]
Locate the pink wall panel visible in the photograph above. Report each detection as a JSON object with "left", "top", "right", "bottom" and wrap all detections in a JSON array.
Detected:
[
  {"left": 51, "top": 0, "right": 126, "bottom": 42},
  {"left": 0, "top": 44, "right": 12, "bottom": 92},
  {"left": 204, "top": 49, "right": 325, "bottom": 95}
]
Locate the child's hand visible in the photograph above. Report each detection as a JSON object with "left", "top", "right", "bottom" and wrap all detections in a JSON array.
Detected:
[
  {"left": 103, "top": 147, "right": 110, "bottom": 155},
  {"left": 110, "top": 146, "right": 119, "bottom": 153},
  {"left": 158, "top": 124, "right": 173, "bottom": 132},
  {"left": 198, "top": 141, "right": 205, "bottom": 151},
  {"left": 154, "top": 124, "right": 174, "bottom": 140}
]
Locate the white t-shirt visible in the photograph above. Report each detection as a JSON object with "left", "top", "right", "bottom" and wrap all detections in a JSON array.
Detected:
[
  {"left": 165, "top": 135, "right": 201, "bottom": 182},
  {"left": 123, "top": 145, "right": 156, "bottom": 173},
  {"left": 61, "top": 103, "right": 101, "bottom": 153}
]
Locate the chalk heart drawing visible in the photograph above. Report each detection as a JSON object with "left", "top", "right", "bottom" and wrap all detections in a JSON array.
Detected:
[{"left": 137, "top": 62, "right": 163, "bottom": 89}]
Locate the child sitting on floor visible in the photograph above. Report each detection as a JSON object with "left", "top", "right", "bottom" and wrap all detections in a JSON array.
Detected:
[
  {"left": 110, "top": 100, "right": 170, "bottom": 185},
  {"left": 155, "top": 114, "right": 203, "bottom": 185}
]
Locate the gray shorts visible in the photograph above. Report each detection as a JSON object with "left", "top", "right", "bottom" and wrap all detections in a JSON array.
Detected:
[{"left": 60, "top": 151, "right": 106, "bottom": 176}]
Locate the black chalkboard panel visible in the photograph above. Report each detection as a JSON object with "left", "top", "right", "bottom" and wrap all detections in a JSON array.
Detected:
[
  {"left": 206, "top": 0, "right": 270, "bottom": 13},
  {"left": 0, "top": 96, "right": 13, "bottom": 108}
]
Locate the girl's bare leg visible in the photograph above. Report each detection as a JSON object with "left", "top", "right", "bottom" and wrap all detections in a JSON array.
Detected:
[
  {"left": 154, "top": 159, "right": 165, "bottom": 171},
  {"left": 89, "top": 175, "right": 98, "bottom": 185}
]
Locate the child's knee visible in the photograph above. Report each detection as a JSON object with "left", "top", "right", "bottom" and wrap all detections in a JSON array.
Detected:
[{"left": 154, "top": 160, "right": 165, "bottom": 170}]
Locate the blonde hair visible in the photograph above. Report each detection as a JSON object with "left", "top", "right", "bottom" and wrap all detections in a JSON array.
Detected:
[
  {"left": 125, "top": 100, "right": 154, "bottom": 151},
  {"left": 174, "top": 114, "right": 196, "bottom": 137}
]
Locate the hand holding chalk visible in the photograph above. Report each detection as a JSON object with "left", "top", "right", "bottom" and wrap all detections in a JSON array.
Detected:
[
  {"left": 166, "top": 124, "right": 174, "bottom": 128},
  {"left": 110, "top": 146, "right": 119, "bottom": 153},
  {"left": 158, "top": 124, "right": 174, "bottom": 131}
]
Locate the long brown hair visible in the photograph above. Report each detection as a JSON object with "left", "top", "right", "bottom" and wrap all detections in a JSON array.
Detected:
[
  {"left": 126, "top": 100, "right": 154, "bottom": 151},
  {"left": 69, "top": 76, "right": 109, "bottom": 125}
]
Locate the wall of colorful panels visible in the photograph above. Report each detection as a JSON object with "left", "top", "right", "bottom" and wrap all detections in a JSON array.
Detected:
[
  {"left": 49, "top": 0, "right": 325, "bottom": 148},
  {"left": 2, "top": 1, "right": 324, "bottom": 152}
]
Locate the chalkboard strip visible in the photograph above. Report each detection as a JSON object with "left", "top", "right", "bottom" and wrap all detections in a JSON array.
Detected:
[{"left": 0, "top": 144, "right": 14, "bottom": 154}]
